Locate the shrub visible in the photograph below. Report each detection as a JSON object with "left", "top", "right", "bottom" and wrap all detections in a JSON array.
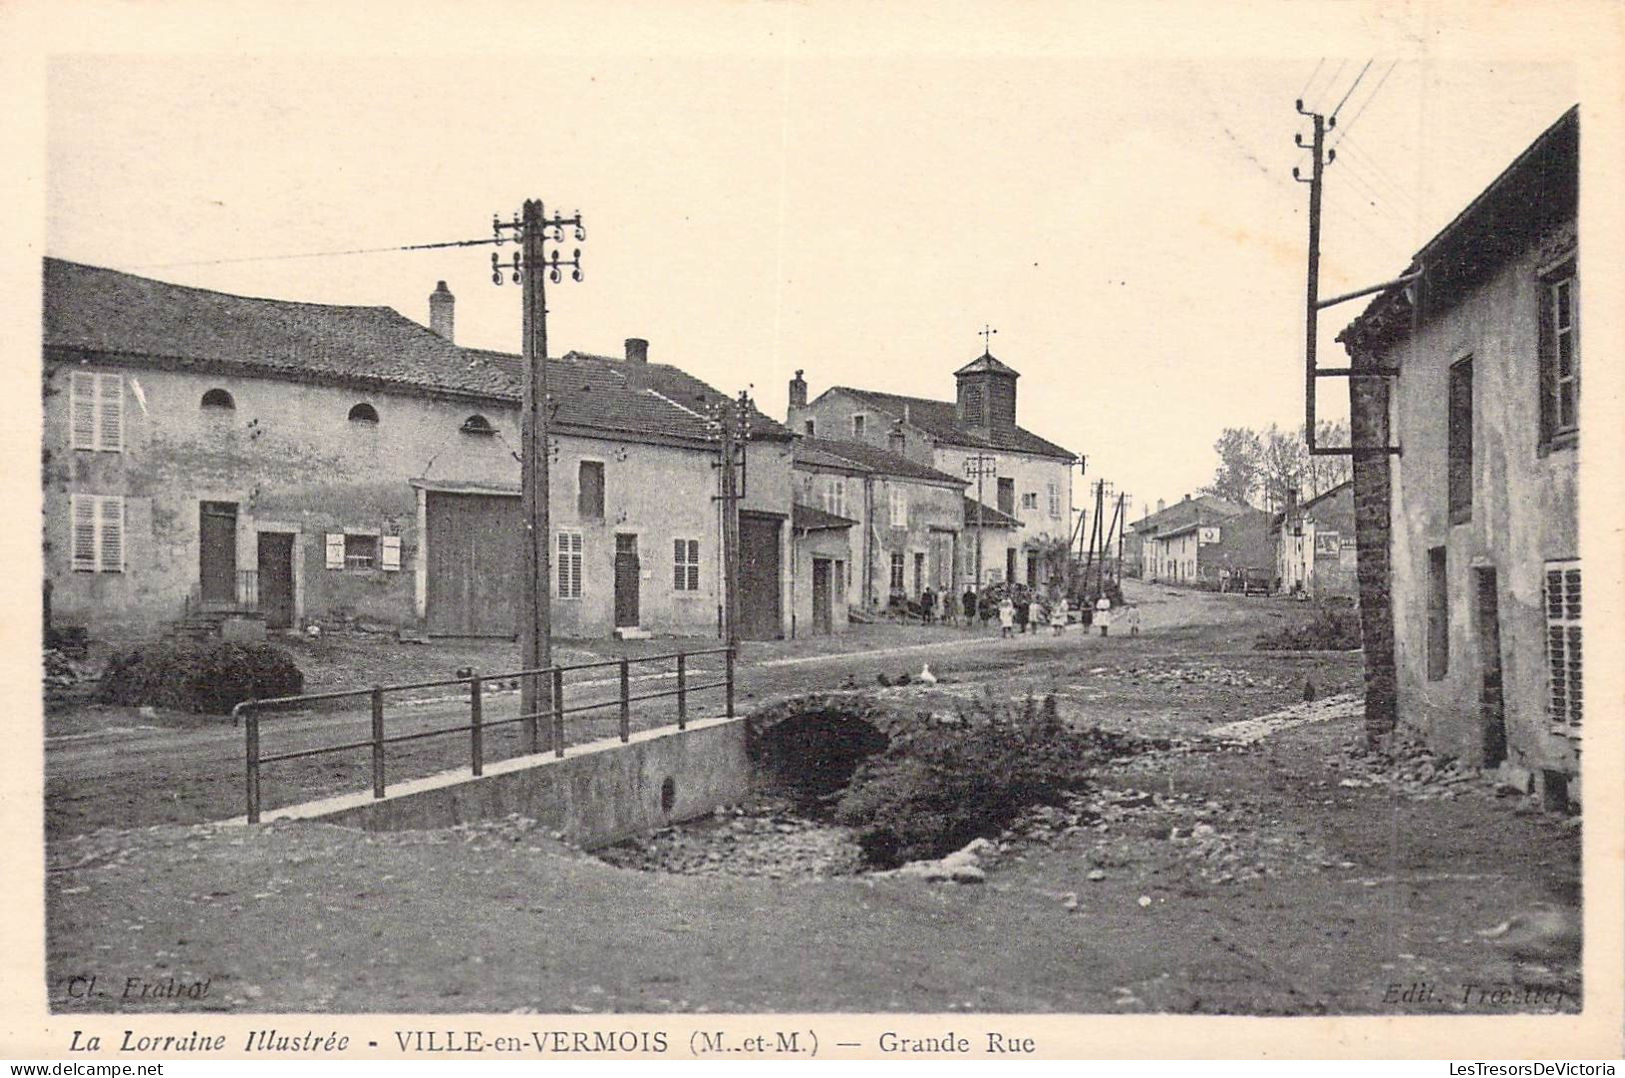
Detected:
[
  {"left": 1255, "top": 601, "right": 1362, "bottom": 651},
  {"left": 98, "top": 641, "right": 305, "bottom": 714},
  {"left": 834, "top": 693, "right": 1161, "bottom": 867}
]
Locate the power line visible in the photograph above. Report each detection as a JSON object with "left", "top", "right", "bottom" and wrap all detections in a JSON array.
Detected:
[
  {"left": 1329, "top": 59, "right": 1374, "bottom": 121},
  {"left": 131, "top": 235, "right": 502, "bottom": 270},
  {"left": 1312, "top": 59, "right": 1349, "bottom": 111},
  {"left": 1298, "top": 58, "right": 1326, "bottom": 101},
  {"left": 1337, "top": 134, "right": 1422, "bottom": 213},
  {"left": 1328, "top": 59, "right": 1399, "bottom": 148}
]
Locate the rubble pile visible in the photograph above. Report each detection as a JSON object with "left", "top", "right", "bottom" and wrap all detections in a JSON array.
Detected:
[
  {"left": 1102, "top": 664, "right": 1286, "bottom": 691},
  {"left": 880, "top": 837, "right": 995, "bottom": 884},
  {"left": 1333, "top": 739, "right": 1496, "bottom": 802},
  {"left": 45, "top": 648, "right": 95, "bottom": 693},
  {"left": 594, "top": 799, "right": 865, "bottom": 879}
]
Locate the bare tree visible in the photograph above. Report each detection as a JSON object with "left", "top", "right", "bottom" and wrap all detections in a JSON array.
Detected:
[
  {"left": 1201, "top": 427, "right": 1264, "bottom": 507},
  {"left": 1258, "top": 423, "right": 1307, "bottom": 515},
  {"left": 1305, "top": 419, "right": 1352, "bottom": 498}
]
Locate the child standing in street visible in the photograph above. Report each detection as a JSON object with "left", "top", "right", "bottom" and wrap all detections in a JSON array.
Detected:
[
  {"left": 1095, "top": 594, "right": 1113, "bottom": 637},
  {"left": 998, "top": 596, "right": 1016, "bottom": 638},
  {"left": 1050, "top": 596, "right": 1069, "bottom": 635}
]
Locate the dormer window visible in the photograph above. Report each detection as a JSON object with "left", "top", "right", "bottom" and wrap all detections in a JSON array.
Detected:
[
  {"left": 201, "top": 388, "right": 235, "bottom": 410},
  {"left": 348, "top": 403, "right": 379, "bottom": 424},
  {"left": 461, "top": 414, "right": 495, "bottom": 435}
]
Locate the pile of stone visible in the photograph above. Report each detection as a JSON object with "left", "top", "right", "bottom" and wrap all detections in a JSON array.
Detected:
[
  {"left": 1334, "top": 740, "right": 1491, "bottom": 802},
  {"left": 45, "top": 648, "right": 93, "bottom": 693},
  {"left": 881, "top": 837, "right": 994, "bottom": 884},
  {"left": 593, "top": 799, "right": 865, "bottom": 879},
  {"left": 1107, "top": 664, "right": 1284, "bottom": 690}
]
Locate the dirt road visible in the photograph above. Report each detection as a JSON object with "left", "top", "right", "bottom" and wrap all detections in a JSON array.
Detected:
[
  {"left": 45, "top": 581, "right": 1306, "bottom": 835},
  {"left": 44, "top": 581, "right": 1583, "bottom": 1015}
]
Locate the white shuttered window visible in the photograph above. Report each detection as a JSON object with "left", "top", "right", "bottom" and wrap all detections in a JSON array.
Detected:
[
  {"left": 70, "top": 494, "right": 125, "bottom": 572},
  {"left": 69, "top": 372, "right": 124, "bottom": 452},
  {"left": 1545, "top": 561, "right": 1582, "bottom": 732},
  {"left": 557, "top": 531, "right": 584, "bottom": 599}
]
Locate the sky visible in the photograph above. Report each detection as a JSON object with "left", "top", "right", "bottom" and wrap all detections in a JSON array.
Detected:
[{"left": 35, "top": 5, "right": 1586, "bottom": 524}]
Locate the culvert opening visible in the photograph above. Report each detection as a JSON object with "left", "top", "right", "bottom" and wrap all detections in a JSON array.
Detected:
[{"left": 749, "top": 709, "right": 890, "bottom": 815}]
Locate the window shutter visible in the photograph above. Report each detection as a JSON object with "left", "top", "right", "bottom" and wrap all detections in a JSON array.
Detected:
[
  {"left": 71, "top": 495, "right": 97, "bottom": 571},
  {"left": 70, "top": 372, "right": 96, "bottom": 450},
  {"left": 1545, "top": 564, "right": 1582, "bottom": 731},
  {"left": 98, "top": 374, "right": 124, "bottom": 451},
  {"left": 325, "top": 533, "right": 345, "bottom": 569},
  {"left": 380, "top": 535, "right": 402, "bottom": 571},
  {"left": 99, "top": 496, "right": 125, "bottom": 572}
]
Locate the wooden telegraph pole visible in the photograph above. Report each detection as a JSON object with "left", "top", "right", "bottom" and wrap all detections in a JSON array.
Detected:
[
  {"left": 709, "top": 391, "right": 753, "bottom": 648},
  {"left": 492, "top": 201, "right": 585, "bottom": 752},
  {"left": 963, "top": 452, "right": 997, "bottom": 598}
]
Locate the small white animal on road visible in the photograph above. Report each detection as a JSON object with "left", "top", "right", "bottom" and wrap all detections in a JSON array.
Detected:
[{"left": 919, "top": 664, "right": 937, "bottom": 685}]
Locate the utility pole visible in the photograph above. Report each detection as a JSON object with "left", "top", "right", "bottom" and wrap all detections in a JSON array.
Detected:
[
  {"left": 1293, "top": 100, "right": 1334, "bottom": 455},
  {"left": 1111, "top": 492, "right": 1125, "bottom": 590},
  {"left": 491, "top": 201, "right": 585, "bottom": 751},
  {"left": 708, "top": 390, "right": 754, "bottom": 648},
  {"left": 963, "top": 452, "right": 997, "bottom": 596}
]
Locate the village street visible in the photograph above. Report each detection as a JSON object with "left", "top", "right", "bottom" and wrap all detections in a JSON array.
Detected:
[
  {"left": 48, "top": 581, "right": 1292, "bottom": 835},
  {"left": 44, "top": 583, "right": 1581, "bottom": 1015}
]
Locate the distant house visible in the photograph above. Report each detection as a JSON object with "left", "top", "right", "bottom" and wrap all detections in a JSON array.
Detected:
[
  {"left": 1337, "top": 107, "right": 1579, "bottom": 805},
  {"left": 786, "top": 352, "right": 1076, "bottom": 591},
  {"left": 1136, "top": 494, "right": 1272, "bottom": 588},
  {"left": 791, "top": 436, "right": 969, "bottom": 621},
  {"left": 44, "top": 258, "right": 794, "bottom": 642},
  {"left": 1272, "top": 480, "right": 1357, "bottom": 598}
]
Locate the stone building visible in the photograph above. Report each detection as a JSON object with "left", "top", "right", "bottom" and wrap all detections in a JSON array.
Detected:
[
  {"left": 791, "top": 436, "right": 970, "bottom": 619},
  {"left": 44, "top": 258, "right": 793, "bottom": 642},
  {"left": 1337, "top": 107, "right": 1579, "bottom": 805},
  {"left": 1272, "top": 480, "right": 1357, "bottom": 598},
  {"left": 1137, "top": 494, "right": 1272, "bottom": 588},
  {"left": 785, "top": 352, "right": 1076, "bottom": 590}
]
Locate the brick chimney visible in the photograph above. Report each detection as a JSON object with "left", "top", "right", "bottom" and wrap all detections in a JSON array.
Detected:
[
  {"left": 429, "top": 281, "right": 455, "bottom": 342},
  {"left": 624, "top": 338, "right": 649, "bottom": 364},
  {"left": 788, "top": 369, "right": 808, "bottom": 409}
]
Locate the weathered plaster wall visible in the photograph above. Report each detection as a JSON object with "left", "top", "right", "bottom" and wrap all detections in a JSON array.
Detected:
[
  {"left": 1381, "top": 227, "right": 1579, "bottom": 779},
  {"left": 790, "top": 526, "right": 853, "bottom": 636},
  {"left": 44, "top": 362, "right": 513, "bottom": 637},
  {"left": 46, "top": 360, "right": 796, "bottom": 642}
]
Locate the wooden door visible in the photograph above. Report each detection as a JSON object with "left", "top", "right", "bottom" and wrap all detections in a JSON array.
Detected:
[
  {"left": 256, "top": 532, "right": 295, "bottom": 629},
  {"left": 614, "top": 533, "right": 640, "bottom": 628},
  {"left": 811, "top": 558, "right": 832, "bottom": 635},
  {"left": 199, "top": 502, "right": 238, "bottom": 605},
  {"left": 737, "top": 513, "right": 783, "bottom": 640},
  {"left": 425, "top": 492, "right": 521, "bottom": 637}
]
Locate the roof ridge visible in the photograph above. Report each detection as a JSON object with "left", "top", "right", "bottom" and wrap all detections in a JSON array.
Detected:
[{"left": 45, "top": 256, "right": 405, "bottom": 316}]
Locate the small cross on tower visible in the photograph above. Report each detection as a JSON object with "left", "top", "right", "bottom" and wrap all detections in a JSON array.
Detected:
[{"left": 979, "top": 323, "right": 997, "bottom": 355}]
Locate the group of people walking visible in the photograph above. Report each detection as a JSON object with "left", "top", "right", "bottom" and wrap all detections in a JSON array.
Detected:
[{"left": 909, "top": 585, "right": 1140, "bottom": 640}]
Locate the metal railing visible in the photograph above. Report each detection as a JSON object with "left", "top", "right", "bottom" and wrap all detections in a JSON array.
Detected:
[{"left": 234, "top": 646, "right": 735, "bottom": 823}]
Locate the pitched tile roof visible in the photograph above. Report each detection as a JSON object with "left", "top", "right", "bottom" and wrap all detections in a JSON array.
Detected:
[
  {"left": 827, "top": 386, "right": 1075, "bottom": 460},
  {"left": 792, "top": 504, "right": 857, "bottom": 531},
  {"left": 963, "top": 496, "right": 1020, "bottom": 528},
  {"left": 43, "top": 258, "right": 788, "bottom": 448},
  {"left": 954, "top": 351, "right": 1019, "bottom": 377},
  {"left": 793, "top": 437, "right": 965, "bottom": 485},
  {"left": 1134, "top": 494, "right": 1251, "bottom": 538}
]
